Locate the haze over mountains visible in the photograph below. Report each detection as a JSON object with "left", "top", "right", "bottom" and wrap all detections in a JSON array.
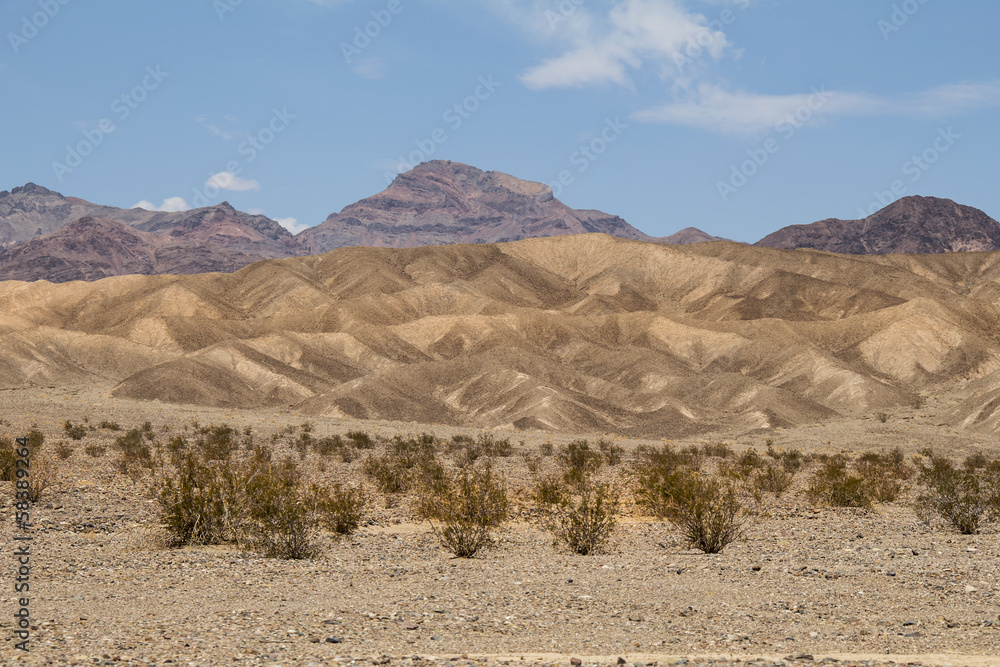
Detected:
[
  {"left": 2, "top": 234, "right": 1000, "bottom": 436},
  {"left": 2, "top": 161, "right": 999, "bottom": 284}
]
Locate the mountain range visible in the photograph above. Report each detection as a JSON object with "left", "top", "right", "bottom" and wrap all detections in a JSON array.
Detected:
[
  {"left": 1, "top": 160, "right": 999, "bottom": 283},
  {"left": 3, "top": 233, "right": 1000, "bottom": 436}
]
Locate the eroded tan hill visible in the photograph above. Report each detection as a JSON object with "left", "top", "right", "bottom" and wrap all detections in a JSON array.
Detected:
[{"left": 2, "top": 234, "right": 999, "bottom": 436}]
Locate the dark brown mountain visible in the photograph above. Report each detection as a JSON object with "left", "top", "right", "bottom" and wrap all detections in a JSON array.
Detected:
[
  {"left": 755, "top": 196, "right": 1000, "bottom": 254},
  {"left": 298, "top": 160, "right": 711, "bottom": 252},
  {"left": 0, "top": 183, "right": 303, "bottom": 258},
  {"left": 0, "top": 217, "right": 268, "bottom": 282}
]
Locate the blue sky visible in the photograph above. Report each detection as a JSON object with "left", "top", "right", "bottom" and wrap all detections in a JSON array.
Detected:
[{"left": 1, "top": 0, "right": 998, "bottom": 242}]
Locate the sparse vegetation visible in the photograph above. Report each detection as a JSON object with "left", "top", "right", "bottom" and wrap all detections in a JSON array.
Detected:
[
  {"left": 84, "top": 444, "right": 106, "bottom": 458},
  {"left": 63, "top": 420, "right": 88, "bottom": 440},
  {"left": 546, "top": 478, "right": 619, "bottom": 556},
  {"left": 915, "top": 453, "right": 1000, "bottom": 534},
  {"left": 417, "top": 463, "right": 510, "bottom": 558},
  {"left": 56, "top": 441, "right": 74, "bottom": 460}
]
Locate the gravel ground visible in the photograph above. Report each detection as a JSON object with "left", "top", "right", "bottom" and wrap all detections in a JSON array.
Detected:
[{"left": 0, "top": 388, "right": 998, "bottom": 665}]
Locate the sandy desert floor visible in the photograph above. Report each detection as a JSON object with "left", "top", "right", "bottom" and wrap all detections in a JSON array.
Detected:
[{"left": 0, "top": 386, "right": 998, "bottom": 666}]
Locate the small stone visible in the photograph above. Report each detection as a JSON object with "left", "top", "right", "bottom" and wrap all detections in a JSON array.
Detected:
[
  {"left": 617, "top": 658, "right": 627, "bottom": 665},
  {"left": 325, "top": 637, "right": 343, "bottom": 644},
  {"left": 751, "top": 564, "right": 762, "bottom": 572},
  {"left": 965, "top": 585, "right": 978, "bottom": 593},
  {"left": 887, "top": 571, "right": 896, "bottom": 577},
  {"left": 902, "top": 620, "right": 918, "bottom": 627},
  {"left": 570, "top": 659, "right": 582, "bottom": 666}
]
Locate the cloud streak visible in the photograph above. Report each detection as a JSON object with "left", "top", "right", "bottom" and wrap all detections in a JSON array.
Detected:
[{"left": 632, "top": 81, "right": 1000, "bottom": 135}]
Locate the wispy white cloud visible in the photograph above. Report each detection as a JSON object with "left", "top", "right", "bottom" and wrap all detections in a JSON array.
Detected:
[
  {"left": 633, "top": 80, "right": 1000, "bottom": 135},
  {"left": 492, "top": 0, "right": 731, "bottom": 90},
  {"left": 353, "top": 56, "right": 388, "bottom": 80},
  {"left": 205, "top": 171, "right": 261, "bottom": 192},
  {"left": 133, "top": 197, "right": 190, "bottom": 212},
  {"left": 276, "top": 216, "right": 311, "bottom": 235},
  {"left": 196, "top": 115, "right": 240, "bottom": 140}
]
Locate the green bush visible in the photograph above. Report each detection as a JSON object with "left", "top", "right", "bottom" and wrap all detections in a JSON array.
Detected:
[
  {"left": 752, "top": 463, "right": 794, "bottom": 497},
  {"left": 659, "top": 469, "right": 750, "bottom": 554},
  {"left": 417, "top": 464, "right": 510, "bottom": 558},
  {"left": 806, "top": 455, "right": 872, "bottom": 508},
  {"left": 547, "top": 480, "right": 618, "bottom": 556},
  {"left": 0, "top": 438, "right": 17, "bottom": 482},
  {"left": 915, "top": 454, "right": 1000, "bottom": 535},
  {"left": 597, "top": 439, "right": 624, "bottom": 466},
  {"left": 63, "top": 421, "right": 87, "bottom": 441},
  {"left": 533, "top": 474, "right": 569, "bottom": 506},
  {"left": 196, "top": 424, "right": 238, "bottom": 461},
  {"left": 313, "top": 483, "right": 366, "bottom": 535},
  {"left": 346, "top": 430, "right": 376, "bottom": 449},
  {"left": 84, "top": 444, "right": 106, "bottom": 458},
  {"left": 558, "top": 440, "right": 604, "bottom": 488}
]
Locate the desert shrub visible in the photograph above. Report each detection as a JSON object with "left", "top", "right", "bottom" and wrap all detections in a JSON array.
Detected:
[
  {"left": 547, "top": 480, "right": 619, "bottom": 556},
  {"left": 63, "top": 420, "right": 87, "bottom": 441},
  {"left": 157, "top": 453, "right": 243, "bottom": 546},
  {"left": 85, "top": 444, "right": 106, "bottom": 458},
  {"left": 597, "top": 439, "right": 624, "bottom": 466},
  {"left": 55, "top": 441, "right": 74, "bottom": 460},
  {"left": 915, "top": 454, "right": 1000, "bottom": 535},
  {"left": 98, "top": 421, "right": 121, "bottom": 431},
  {"left": 241, "top": 456, "right": 323, "bottom": 559},
  {"left": 533, "top": 474, "right": 570, "bottom": 506},
  {"left": 0, "top": 438, "right": 17, "bottom": 482},
  {"left": 197, "top": 424, "right": 238, "bottom": 461},
  {"left": 806, "top": 455, "right": 872, "bottom": 508},
  {"left": 346, "top": 430, "right": 376, "bottom": 449},
  {"left": 854, "top": 448, "right": 912, "bottom": 503},
  {"left": 27, "top": 429, "right": 44, "bottom": 451},
  {"left": 558, "top": 440, "right": 604, "bottom": 487},
  {"left": 701, "top": 442, "right": 733, "bottom": 459},
  {"left": 964, "top": 451, "right": 990, "bottom": 471},
  {"left": 157, "top": 444, "right": 336, "bottom": 558},
  {"left": 634, "top": 444, "right": 698, "bottom": 516},
  {"left": 539, "top": 442, "right": 554, "bottom": 457},
  {"left": 24, "top": 454, "right": 56, "bottom": 503},
  {"left": 752, "top": 464, "right": 794, "bottom": 497},
  {"left": 312, "top": 435, "right": 343, "bottom": 458},
  {"left": 722, "top": 449, "right": 767, "bottom": 481},
  {"left": 482, "top": 433, "right": 514, "bottom": 457},
  {"left": 659, "top": 469, "right": 750, "bottom": 554},
  {"left": 876, "top": 412, "right": 888, "bottom": 423},
  {"left": 313, "top": 483, "right": 366, "bottom": 535},
  {"left": 417, "top": 464, "right": 510, "bottom": 558},
  {"left": 114, "top": 428, "right": 154, "bottom": 475},
  {"left": 767, "top": 446, "right": 805, "bottom": 474},
  {"left": 363, "top": 454, "right": 408, "bottom": 494}
]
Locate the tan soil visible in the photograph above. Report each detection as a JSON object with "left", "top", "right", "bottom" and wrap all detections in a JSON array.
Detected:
[{"left": 0, "top": 389, "right": 999, "bottom": 666}]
